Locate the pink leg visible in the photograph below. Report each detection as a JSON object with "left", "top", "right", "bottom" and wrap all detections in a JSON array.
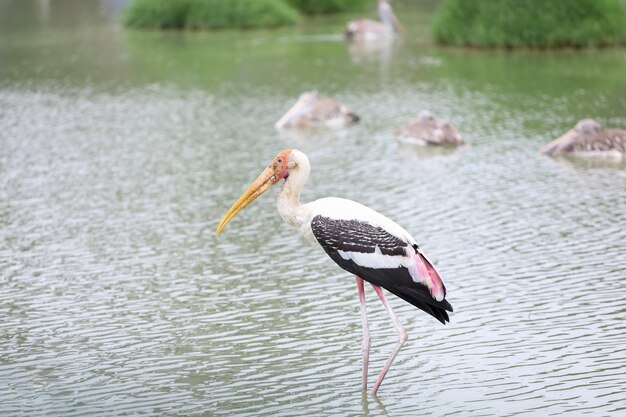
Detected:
[
  {"left": 370, "top": 284, "right": 408, "bottom": 396},
  {"left": 356, "top": 276, "right": 371, "bottom": 391}
]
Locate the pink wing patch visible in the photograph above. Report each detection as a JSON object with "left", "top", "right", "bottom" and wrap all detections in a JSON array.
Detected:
[{"left": 410, "top": 252, "right": 446, "bottom": 301}]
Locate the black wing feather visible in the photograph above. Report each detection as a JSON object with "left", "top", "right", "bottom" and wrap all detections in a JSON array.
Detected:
[
  {"left": 311, "top": 215, "right": 452, "bottom": 324},
  {"left": 312, "top": 216, "right": 407, "bottom": 256}
]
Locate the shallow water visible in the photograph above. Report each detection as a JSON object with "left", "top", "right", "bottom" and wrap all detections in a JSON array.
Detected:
[{"left": 1, "top": 1, "right": 626, "bottom": 416}]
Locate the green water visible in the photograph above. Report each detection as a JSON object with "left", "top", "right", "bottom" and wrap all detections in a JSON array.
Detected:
[{"left": 1, "top": 1, "right": 625, "bottom": 416}]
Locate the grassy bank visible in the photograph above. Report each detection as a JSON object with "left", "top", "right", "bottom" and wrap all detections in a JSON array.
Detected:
[
  {"left": 123, "top": 0, "right": 301, "bottom": 30},
  {"left": 285, "top": 0, "right": 369, "bottom": 14},
  {"left": 123, "top": 0, "right": 372, "bottom": 30},
  {"left": 433, "top": 0, "right": 626, "bottom": 48}
]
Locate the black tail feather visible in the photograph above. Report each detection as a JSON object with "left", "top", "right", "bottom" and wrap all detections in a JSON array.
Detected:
[
  {"left": 358, "top": 265, "right": 453, "bottom": 325},
  {"left": 325, "top": 251, "right": 453, "bottom": 325},
  {"left": 383, "top": 284, "right": 451, "bottom": 324},
  {"left": 326, "top": 250, "right": 453, "bottom": 324}
]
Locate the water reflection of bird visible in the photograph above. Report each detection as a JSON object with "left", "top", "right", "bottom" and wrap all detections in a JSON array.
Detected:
[
  {"left": 540, "top": 119, "right": 626, "bottom": 158},
  {"left": 275, "top": 91, "right": 360, "bottom": 129},
  {"left": 345, "top": 0, "right": 403, "bottom": 41},
  {"left": 217, "top": 149, "right": 453, "bottom": 395},
  {"left": 347, "top": 37, "right": 396, "bottom": 64},
  {"left": 396, "top": 111, "right": 465, "bottom": 146}
]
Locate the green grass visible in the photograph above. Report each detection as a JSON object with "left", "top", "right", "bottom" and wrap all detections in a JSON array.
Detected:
[
  {"left": 123, "top": 0, "right": 301, "bottom": 30},
  {"left": 285, "top": 0, "right": 369, "bottom": 14},
  {"left": 433, "top": 0, "right": 626, "bottom": 48}
]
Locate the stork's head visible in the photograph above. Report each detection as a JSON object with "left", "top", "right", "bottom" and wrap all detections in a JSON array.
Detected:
[
  {"left": 434, "top": 120, "right": 464, "bottom": 145},
  {"left": 216, "top": 149, "right": 309, "bottom": 234},
  {"left": 575, "top": 118, "right": 601, "bottom": 135},
  {"left": 418, "top": 110, "right": 435, "bottom": 122},
  {"left": 275, "top": 91, "right": 319, "bottom": 129},
  {"left": 540, "top": 119, "right": 602, "bottom": 156},
  {"left": 378, "top": 0, "right": 403, "bottom": 33}
]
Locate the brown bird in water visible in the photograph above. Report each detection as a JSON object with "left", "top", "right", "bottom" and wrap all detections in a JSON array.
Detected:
[
  {"left": 345, "top": 0, "right": 403, "bottom": 41},
  {"left": 275, "top": 91, "right": 360, "bottom": 129},
  {"left": 540, "top": 119, "right": 626, "bottom": 159},
  {"left": 395, "top": 111, "right": 465, "bottom": 146}
]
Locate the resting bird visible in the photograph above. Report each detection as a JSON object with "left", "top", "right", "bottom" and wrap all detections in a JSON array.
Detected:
[
  {"left": 275, "top": 91, "right": 360, "bottom": 129},
  {"left": 540, "top": 118, "right": 626, "bottom": 158},
  {"left": 217, "top": 149, "right": 453, "bottom": 395},
  {"left": 395, "top": 111, "right": 465, "bottom": 146},
  {"left": 345, "top": 0, "right": 403, "bottom": 41}
]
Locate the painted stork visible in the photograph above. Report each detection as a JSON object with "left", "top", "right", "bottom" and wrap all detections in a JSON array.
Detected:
[
  {"left": 216, "top": 149, "right": 453, "bottom": 395},
  {"left": 345, "top": 0, "right": 403, "bottom": 41},
  {"left": 275, "top": 91, "right": 360, "bottom": 129},
  {"left": 396, "top": 111, "right": 465, "bottom": 146},
  {"left": 540, "top": 118, "right": 626, "bottom": 158}
]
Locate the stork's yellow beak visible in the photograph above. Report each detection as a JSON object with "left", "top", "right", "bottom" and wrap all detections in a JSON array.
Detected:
[
  {"left": 216, "top": 150, "right": 291, "bottom": 235},
  {"left": 539, "top": 129, "right": 576, "bottom": 156},
  {"left": 216, "top": 165, "right": 275, "bottom": 235}
]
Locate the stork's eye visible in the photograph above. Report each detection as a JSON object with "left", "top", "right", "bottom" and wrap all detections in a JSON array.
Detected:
[{"left": 277, "top": 158, "right": 283, "bottom": 164}]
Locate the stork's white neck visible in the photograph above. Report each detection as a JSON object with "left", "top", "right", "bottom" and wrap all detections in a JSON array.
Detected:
[
  {"left": 378, "top": 1, "right": 399, "bottom": 33},
  {"left": 277, "top": 150, "right": 311, "bottom": 232},
  {"left": 378, "top": 2, "right": 392, "bottom": 27}
]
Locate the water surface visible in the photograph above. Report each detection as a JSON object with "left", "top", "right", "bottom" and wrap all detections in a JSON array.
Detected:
[{"left": 1, "top": 1, "right": 626, "bottom": 416}]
